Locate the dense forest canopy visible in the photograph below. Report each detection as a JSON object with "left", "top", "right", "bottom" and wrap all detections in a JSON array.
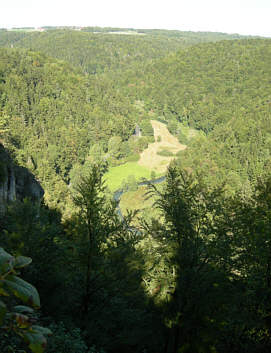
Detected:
[
  {"left": 1, "top": 27, "right": 271, "bottom": 353},
  {"left": 0, "top": 30, "right": 184, "bottom": 74},
  {"left": 0, "top": 47, "right": 141, "bottom": 210},
  {"left": 0, "top": 28, "right": 255, "bottom": 75},
  {"left": 122, "top": 39, "right": 271, "bottom": 194}
]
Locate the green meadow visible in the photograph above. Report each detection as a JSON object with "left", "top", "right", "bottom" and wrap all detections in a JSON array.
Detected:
[{"left": 104, "top": 162, "right": 155, "bottom": 191}]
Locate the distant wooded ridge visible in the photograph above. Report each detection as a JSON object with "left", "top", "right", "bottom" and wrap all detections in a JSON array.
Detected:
[
  {"left": 1, "top": 23, "right": 271, "bottom": 353},
  {"left": 0, "top": 25, "right": 259, "bottom": 39}
]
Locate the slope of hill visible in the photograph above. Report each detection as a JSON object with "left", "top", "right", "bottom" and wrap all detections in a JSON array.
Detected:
[
  {"left": 0, "top": 48, "right": 138, "bottom": 210},
  {"left": 1, "top": 28, "right": 271, "bottom": 353},
  {"left": 0, "top": 28, "right": 253, "bottom": 75},
  {"left": 1, "top": 35, "right": 270, "bottom": 205},
  {"left": 119, "top": 38, "right": 271, "bottom": 193},
  {"left": 0, "top": 29, "right": 185, "bottom": 74}
]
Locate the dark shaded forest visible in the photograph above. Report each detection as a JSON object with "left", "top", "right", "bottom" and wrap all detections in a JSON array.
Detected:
[{"left": 1, "top": 27, "right": 271, "bottom": 353}]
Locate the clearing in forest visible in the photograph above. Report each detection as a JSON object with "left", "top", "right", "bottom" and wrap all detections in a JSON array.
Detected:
[
  {"left": 104, "top": 120, "right": 187, "bottom": 191},
  {"left": 138, "top": 120, "right": 186, "bottom": 172},
  {"left": 105, "top": 162, "right": 153, "bottom": 191}
]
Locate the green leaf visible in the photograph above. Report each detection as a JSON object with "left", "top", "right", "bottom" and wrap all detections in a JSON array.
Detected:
[
  {"left": 0, "top": 299, "right": 7, "bottom": 325},
  {"left": 3, "top": 275, "right": 40, "bottom": 308},
  {"left": 14, "top": 305, "right": 35, "bottom": 314},
  {"left": 23, "top": 330, "right": 47, "bottom": 353},
  {"left": 0, "top": 248, "right": 13, "bottom": 264},
  {"left": 0, "top": 299, "right": 6, "bottom": 308},
  {"left": 14, "top": 313, "right": 32, "bottom": 329},
  {"left": 29, "top": 342, "right": 46, "bottom": 353},
  {"left": 0, "top": 247, "right": 15, "bottom": 274},
  {"left": 32, "top": 325, "right": 52, "bottom": 336},
  {"left": 0, "top": 286, "right": 9, "bottom": 296},
  {"left": 14, "top": 256, "right": 32, "bottom": 269}
]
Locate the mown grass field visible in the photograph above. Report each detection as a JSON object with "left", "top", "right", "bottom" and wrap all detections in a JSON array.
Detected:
[
  {"left": 104, "top": 120, "right": 196, "bottom": 192},
  {"left": 138, "top": 120, "right": 186, "bottom": 172},
  {"left": 102, "top": 120, "right": 199, "bottom": 224},
  {"left": 104, "top": 162, "right": 156, "bottom": 191}
]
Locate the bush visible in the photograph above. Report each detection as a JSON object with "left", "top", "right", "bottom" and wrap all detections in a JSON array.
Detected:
[
  {"left": 0, "top": 248, "right": 52, "bottom": 353},
  {"left": 0, "top": 330, "right": 25, "bottom": 353},
  {"left": 157, "top": 135, "right": 161, "bottom": 142},
  {"left": 127, "top": 175, "right": 138, "bottom": 192},
  {"left": 140, "top": 119, "right": 154, "bottom": 136},
  {"left": 46, "top": 322, "right": 107, "bottom": 353},
  {"left": 46, "top": 322, "right": 88, "bottom": 353},
  {"left": 151, "top": 170, "right": 156, "bottom": 179},
  {"left": 107, "top": 157, "right": 125, "bottom": 167},
  {"left": 126, "top": 153, "right": 140, "bottom": 162},
  {"left": 137, "top": 136, "right": 149, "bottom": 151},
  {"left": 156, "top": 116, "right": 168, "bottom": 124},
  {"left": 176, "top": 149, "right": 185, "bottom": 157},
  {"left": 128, "top": 136, "right": 148, "bottom": 154},
  {"left": 167, "top": 120, "right": 178, "bottom": 135},
  {"left": 121, "top": 175, "right": 138, "bottom": 192},
  {"left": 178, "top": 131, "right": 188, "bottom": 145},
  {"left": 157, "top": 149, "right": 174, "bottom": 157}
]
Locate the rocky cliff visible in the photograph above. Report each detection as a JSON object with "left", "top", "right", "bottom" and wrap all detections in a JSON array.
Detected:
[{"left": 0, "top": 144, "right": 44, "bottom": 214}]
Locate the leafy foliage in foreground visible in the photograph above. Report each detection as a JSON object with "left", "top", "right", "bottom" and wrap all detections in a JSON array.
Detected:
[
  {"left": 2, "top": 164, "right": 271, "bottom": 352},
  {"left": 1, "top": 27, "right": 271, "bottom": 353},
  {"left": 0, "top": 248, "right": 51, "bottom": 353}
]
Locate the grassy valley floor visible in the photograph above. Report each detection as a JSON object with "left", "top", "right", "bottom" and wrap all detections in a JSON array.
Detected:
[
  {"left": 119, "top": 184, "right": 162, "bottom": 226},
  {"left": 104, "top": 119, "right": 187, "bottom": 191},
  {"left": 138, "top": 120, "right": 186, "bottom": 172}
]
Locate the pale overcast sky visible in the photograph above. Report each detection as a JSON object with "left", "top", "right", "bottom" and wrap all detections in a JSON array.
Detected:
[{"left": 1, "top": 0, "right": 270, "bottom": 37}]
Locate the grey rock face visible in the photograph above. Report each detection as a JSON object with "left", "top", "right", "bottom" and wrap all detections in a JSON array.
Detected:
[{"left": 0, "top": 144, "right": 44, "bottom": 214}]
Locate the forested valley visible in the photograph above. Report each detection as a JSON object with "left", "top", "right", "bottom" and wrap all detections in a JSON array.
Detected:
[{"left": 0, "top": 27, "right": 271, "bottom": 353}]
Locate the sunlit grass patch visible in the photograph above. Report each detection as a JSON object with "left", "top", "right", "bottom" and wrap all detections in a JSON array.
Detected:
[{"left": 104, "top": 162, "right": 154, "bottom": 191}]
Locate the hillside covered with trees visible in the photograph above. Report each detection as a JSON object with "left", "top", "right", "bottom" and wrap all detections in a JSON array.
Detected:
[
  {"left": 114, "top": 39, "right": 271, "bottom": 195},
  {"left": 1, "top": 28, "right": 271, "bottom": 353},
  {"left": 0, "top": 47, "right": 155, "bottom": 211},
  {"left": 0, "top": 28, "right": 249, "bottom": 74}
]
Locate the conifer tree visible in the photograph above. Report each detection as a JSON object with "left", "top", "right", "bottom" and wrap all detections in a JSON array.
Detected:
[{"left": 145, "top": 165, "right": 232, "bottom": 353}]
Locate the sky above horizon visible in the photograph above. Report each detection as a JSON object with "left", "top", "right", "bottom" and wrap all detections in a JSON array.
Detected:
[{"left": 1, "top": 0, "right": 270, "bottom": 37}]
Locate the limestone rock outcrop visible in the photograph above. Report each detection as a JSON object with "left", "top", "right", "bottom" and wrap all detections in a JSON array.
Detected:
[{"left": 0, "top": 144, "right": 44, "bottom": 214}]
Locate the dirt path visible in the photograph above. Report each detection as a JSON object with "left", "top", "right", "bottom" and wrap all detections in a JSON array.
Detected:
[{"left": 138, "top": 120, "right": 186, "bottom": 172}]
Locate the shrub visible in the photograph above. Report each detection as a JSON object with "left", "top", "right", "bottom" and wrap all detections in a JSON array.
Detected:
[
  {"left": 108, "top": 157, "right": 126, "bottom": 167},
  {"left": 140, "top": 119, "right": 154, "bottom": 136},
  {"left": 176, "top": 149, "right": 185, "bottom": 157},
  {"left": 156, "top": 116, "right": 168, "bottom": 124},
  {"left": 126, "top": 153, "right": 140, "bottom": 162},
  {"left": 128, "top": 136, "right": 148, "bottom": 154},
  {"left": 151, "top": 170, "right": 156, "bottom": 179},
  {"left": 178, "top": 131, "right": 188, "bottom": 145},
  {"left": 127, "top": 175, "right": 138, "bottom": 192},
  {"left": 46, "top": 322, "right": 107, "bottom": 353},
  {"left": 0, "top": 248, "right": 51, "bottom": 353},
  {"left": 46, "top": 322, "right": 88, "bottom": 353}
]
